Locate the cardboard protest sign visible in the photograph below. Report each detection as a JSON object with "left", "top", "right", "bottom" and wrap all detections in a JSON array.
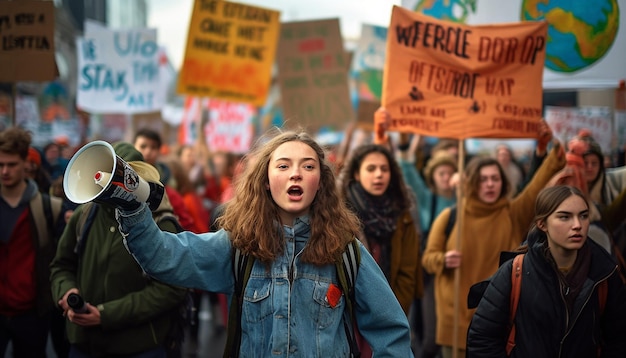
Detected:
[
  {"left": 545, "top": 106, "right": 612, "bottom": 153},
  {"left": 177, "top": 0, "right": 280, "bottom": 106},
  {"left": 0, "top": 1, "right": 56, "bottom": 81},
  {"left": 382, "top": 6, "right": 547, "bottom": 139},
  {"left": 356, "top": 100, "right": 380, "bottom": 130},
  {"left": 277, "top": 18, "right": 354, "bottom": 132},
  {"left": 77, "top": 27, "right": 163, "bottom": 113},
  {"left": 204, "top": 99, "right": 255, "bottom": 153}
]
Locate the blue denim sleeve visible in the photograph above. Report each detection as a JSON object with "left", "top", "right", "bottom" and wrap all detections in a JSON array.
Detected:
[
  {"left": 353, "top": 243, "right": 415, "bottom": 358},
  {"left": 116, "top": 203, "right": 234, "bottom": 293}
]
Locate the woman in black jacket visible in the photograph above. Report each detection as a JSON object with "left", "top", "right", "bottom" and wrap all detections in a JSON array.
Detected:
[{"left": 467, "top": 185, "right": 626, "bottom": 357}]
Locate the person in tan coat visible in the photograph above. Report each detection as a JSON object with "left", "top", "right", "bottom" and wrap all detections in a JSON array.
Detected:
[{"left": 422, "top": 140, "right": 565, "bottom": 358}]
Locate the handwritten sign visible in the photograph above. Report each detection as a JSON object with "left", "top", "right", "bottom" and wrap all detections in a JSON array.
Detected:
[
  {"left": 615, "top": 111, "right": 626, "bottom": 149},
  {"left": 15, "top": 95, "right": 41, "bottom": 128},
  {"left": 178, "top": 96, "right": 206, "bottom": 145},
  {"left": 0, "top": 1, "right": 55, "bottom": 81},
  {"left": 277, "top": 18, "right": 354, "bottom": 131},
  {"left": 545, "top": 106, "right": 612, "bottom": 153},
  {"left": 76, "top": 27, "right": 163, "bottom": 113},
  {"left": 177, "top": 0, "right": 280, "bottom": 106},
  {"left": 382, "top": 6, "right": 547, "bottom": 139},
  {"left": 204, "top": 99, "right": 255, "bottom": 153}
]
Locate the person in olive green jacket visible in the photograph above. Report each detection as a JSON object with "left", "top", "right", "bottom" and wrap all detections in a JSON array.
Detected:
[{"left": 50, "top": 142, "right": 187, "bottom": 357}]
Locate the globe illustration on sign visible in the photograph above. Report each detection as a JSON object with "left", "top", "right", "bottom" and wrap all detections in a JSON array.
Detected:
[
  {"left": 413, "top": 0, "right": 477, "bottom": 23},
  {"left": 521, "top": 0, "right": 620, "bottom": 73}
]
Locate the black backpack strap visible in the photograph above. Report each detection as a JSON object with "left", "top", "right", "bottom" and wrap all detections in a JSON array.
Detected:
[
  {"left": 224, "top": 241, "right": 360, "bottom": 357},
  {"left": 444, "top": 205, "right": 457, "bottom": 243},
  {"left": 428, "top": 194, "right": 438, "bottom": 229},
  {"left": 42, "top": 193, "right": 53, "bottom": 232},
  {"left": 224, "top": 248, "right": 254, "bottom": 358},
  {"left": 342, "top": 239, "right": 359, "bottom": 287},
  {"left": 337, "top": 239, "right": 361, "bottom": 358}
]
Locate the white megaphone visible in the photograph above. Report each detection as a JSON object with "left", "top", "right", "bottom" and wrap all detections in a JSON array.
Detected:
[{"left": 63, "top": 140, "right": 164, "bottom": 211}]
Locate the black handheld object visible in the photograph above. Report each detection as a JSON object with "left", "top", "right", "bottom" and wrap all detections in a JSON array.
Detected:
[{"left": 67, "top": 293, "right": 89, "bottom": 313}]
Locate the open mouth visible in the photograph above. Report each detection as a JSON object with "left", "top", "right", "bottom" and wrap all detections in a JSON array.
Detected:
[{"left": 288, "top": 186, "right": 303, "bottom": 196}]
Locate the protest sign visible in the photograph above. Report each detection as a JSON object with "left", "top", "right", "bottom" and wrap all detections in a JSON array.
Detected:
[
  {"left": 545, "top": 106, "right": 612, "bottom": 153},
  {"left": 94, "top": 114, "right": 128, "bottom": 143},
  {"left": 0, "top": 87, "right": 11, "bottom": 130},
  {"left": 356, "top": 100, "right": 380, "bottom": 130},
  {"left": 204, "top": 99, "right": 255, "bottom": 153},
  {"left": 178, "top": 96, "right": 207, "bottom": 145},
  {"left": 402, "top": 0, "right": 626, "bottom": 90},
  {"left": 615, "top": 111, "right": 626, "bottom": 149},
  {"left": 177, "top": 0, "right": 280, "bottom": 106},
  {"left": 77, "top": 27, "right": 163, "bottom": 113},
  {"left": 277, "top": 18, "right": 354, "bottom": 131},
  {"left": 352, "top": 24, "right": 387, "bottom": 101},
  {"left": 382, "top": 6, "right": 547, "bottom": 139},
  {"left": 0, "top": 1, "right": 56, "bottom": 81},
  {"left": 15, "top": 95, "right": 41, "bottom": 128}
]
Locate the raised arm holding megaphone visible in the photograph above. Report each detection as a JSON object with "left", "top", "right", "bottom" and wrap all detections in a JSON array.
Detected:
[{"left": 63, "top": 141, "right": 164, "bottom": 210}]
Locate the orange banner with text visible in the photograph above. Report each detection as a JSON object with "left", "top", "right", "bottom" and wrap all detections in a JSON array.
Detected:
[
  {"left": 382, "top": 6, "right": 548, "bottom": 139},
  {"left": 177, "top": 0, "right": 280, "bottom": 106}
]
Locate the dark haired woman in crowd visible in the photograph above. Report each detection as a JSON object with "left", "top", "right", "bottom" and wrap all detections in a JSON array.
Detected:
[
  {"left": 340, "top": 144, "right": 422, "bottom": 316},
  {"left": 467, "top": 185, "right": 626, "bottom": 357}
]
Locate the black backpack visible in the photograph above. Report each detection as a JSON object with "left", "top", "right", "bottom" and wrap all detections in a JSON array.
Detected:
[{"left": 223, "top": 239, "right": 362, "bottom": 358}]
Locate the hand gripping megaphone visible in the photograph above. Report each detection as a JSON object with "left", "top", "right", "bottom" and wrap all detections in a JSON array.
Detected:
[{"left": 63, "top": 140, "right": 164, "bottom": 210}]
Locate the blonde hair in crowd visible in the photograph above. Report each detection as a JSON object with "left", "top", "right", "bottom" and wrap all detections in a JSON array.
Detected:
[{"left": 217, "top": 130, "right": 362, "bottom": 265}]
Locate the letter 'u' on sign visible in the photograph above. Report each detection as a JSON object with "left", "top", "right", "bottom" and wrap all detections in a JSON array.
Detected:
[
  {"left": 382, "top": 5, "right": 547, "bottom": 140},
  {"left": 177, "top": 0, "right": 281, "bottom": 107}
]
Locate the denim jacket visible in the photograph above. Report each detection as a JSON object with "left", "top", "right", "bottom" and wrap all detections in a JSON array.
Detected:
[{"left": 117, "top": 204, "right": 413, "bottom": 357}]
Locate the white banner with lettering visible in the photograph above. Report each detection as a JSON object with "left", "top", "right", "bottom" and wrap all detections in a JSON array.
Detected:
[
  {"left": 545, "top": 106, "right": 612, "bottom": 153},
  {"left": 76, "top": 27, "right": 163, "bottom": 113}
]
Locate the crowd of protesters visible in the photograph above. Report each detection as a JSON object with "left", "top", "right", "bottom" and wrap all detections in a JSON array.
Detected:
[{"left": 1, "top": 116, "right": 626, "bottom": 357}]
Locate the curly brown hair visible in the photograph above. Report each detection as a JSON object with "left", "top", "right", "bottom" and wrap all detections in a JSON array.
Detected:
[
  {"left": 0, "top": 127, "right": 31, "bottom": 159},
  {"left": 217, "top": 130, "right": 361, "bottom": 265}
]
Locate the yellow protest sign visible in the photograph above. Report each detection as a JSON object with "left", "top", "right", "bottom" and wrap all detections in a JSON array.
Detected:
[
  {"left": 177, "top": 0, "right": 280, "bottom": 106},
  {"left": 382, "top": 6, "right": 548, "bottom": 139}
]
